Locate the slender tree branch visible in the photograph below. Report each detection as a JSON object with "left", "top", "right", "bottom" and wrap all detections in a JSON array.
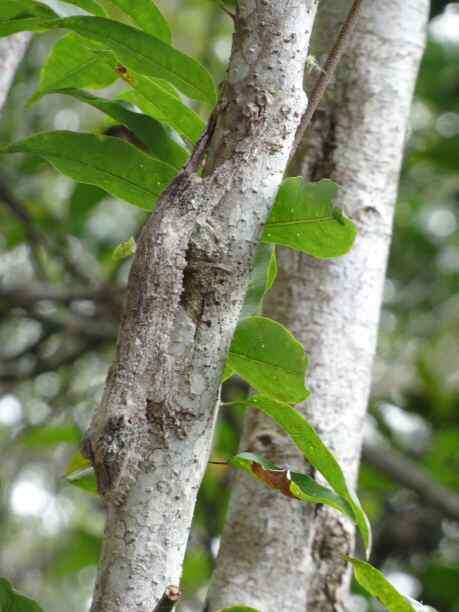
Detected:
[
  {"left": 363, "top": 440, "right": 459, "bottom": 522},
  {"left": 291, "top": 0, "right": 365, "bottom": 155},
  {"left": 0, "top": 284, "right": 121, "bottom": 308}
]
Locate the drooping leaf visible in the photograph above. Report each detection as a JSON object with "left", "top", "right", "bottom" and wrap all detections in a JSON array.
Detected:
[
  {"left": 59, "top": 0, "right": 106, "bottom": 16},
  {"left": 262, "top": 178, "right": 357, "bottom": 259},
  {"left": 0, "top": 16, "right": 217, "bottom": 105},
  {"left": 67, "top": 183, "right": 106, "bottom": 236},
  {"left": 118, "top": 70, "right": 206, "bottom": 144},
  {"left": 109, "top": 0, "right": 171, "bottom": 43},
  {"left": 0, "top": 0, "right": 56, "bottom": 20},
  {"left": 31, "top": 34, "right": 117, "bottom": 102},
  {"left": 2, "top": 131, "right": 177, "bottom": 210},
  {"left": 240, "top": 244, "right": 277, "bottom": 320},
  {"left": 228, "top": 395, "right": 372, "bottom": 555},
  {"left": 349, "top": 558, "right": 417, "bottom": 612},
  {"left": 231, "top": 452, "right": 354, "bottom": 519},
  {"left": 112, "top": 236, "right": 136, "bottom": 261},
  {"left": 20, "top": 424, "right": 82, "bottom": 448},
  {"left": 227, "top": 317, "right": 309, "bottom": 403},
  {"left": 0, "top": 578, "right": 44, "bottom": 612},
  {"left": 45, "top": 88, "right": 188, "bottom": 168}
]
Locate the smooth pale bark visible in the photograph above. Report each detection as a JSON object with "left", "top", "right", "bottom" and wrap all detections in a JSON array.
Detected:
[
  {"left": 210, "top": 1, "right": 429, "bottom": 611},
  {"left": 84, "top": 2, "right": 318, "bottom": 611},
  {"left": 0, "top": 34, "right": 31, "bottom": 115}
]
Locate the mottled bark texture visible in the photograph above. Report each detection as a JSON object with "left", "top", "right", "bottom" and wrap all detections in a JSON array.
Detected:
[
  {"left": 0, "top": 34, "right": 31, "bottom": 115},
  {"left": 210, "top": 1, "right": 429, "bottom": 611},
  {"left": 84, "top": 2, "right": 318, "bottom": 611}
]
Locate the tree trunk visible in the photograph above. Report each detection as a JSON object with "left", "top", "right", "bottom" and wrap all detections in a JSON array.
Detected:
[
  {"left": 0, "top": 34, "right": 31, "bottom": 115},
  {"left": 84, "top": 2, "right": 318, "bottom": 611},
  {"left": 209, "top": 1, "right": 429, "bottom": 611}
]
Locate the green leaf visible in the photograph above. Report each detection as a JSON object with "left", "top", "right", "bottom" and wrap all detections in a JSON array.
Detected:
[
  {"left": 227, "top": 316, "right": 309, "bottom": 403},
  {"left": 65, "top": 452, "right": 97, "bottom": 493},
  {"left": 20, "top": 424, "right": 82, "bottom": 448},
  {"left": 262, "top": 178, "right": 357, "bottom": 259},
  {"left": 1, "top": 15, "right": 217, "bottom": 105},
  {"left": 222, "top": 363, "right": 235, "bottom": 383},
  {"left": 229, "top": 395, "right": 372, "bottom": 555},
  {"left": 109, "top": 0, "right": 171, "bottom": 43},
  {"left": 112, "top": 236, "right": 136, "bottom": 261},
  {"left": 51, "top": 528, "right": 101, "bottom": 576},
  {"left": 349, "top": 558, "right": 416, "bottom": 612},
  {"left": 65, "top": 450, "right": 92, "bottom": 475},
  {"left": 67, "top": 183, "right": 106, "bottom": 236},
  {"left": 118, "top": 70, "right": 206, "bottom": 144},
  {"left": 240, "top": 243, "right": 277, "bottom": 320},
  {"left": 0, "top": 16, "right": 54, "bottom": 36},
  {"left": 46, "top": 88, "right": 189, "bottom": 168},
  {"left": 2, "top": 131, "right": 177, "bottom": 210},
  {"left": 31, "top": 34, "right": 117, "bottom": 102},
  {"left": 0, "top": 578, "right": 44, "bottom": 612},
  {"left": 65, "top": 466, "right": 98, "bottom": 493},
  {"left": 59, "top": 0, "right": 106, "bottom": 16},
  {"left": 0, "top": 0, "right": 56, "bottom": 20},
  {"left": 231, "top": 452, "right": 354, "bottom": 519}
]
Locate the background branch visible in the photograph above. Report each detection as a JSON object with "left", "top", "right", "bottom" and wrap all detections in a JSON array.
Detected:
[{"left": 363, "top": 440, "right": 459, "bottom": 522}]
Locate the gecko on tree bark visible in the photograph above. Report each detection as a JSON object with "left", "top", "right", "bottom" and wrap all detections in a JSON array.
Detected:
[{"left": 82, "top": 2, "right": 319, "bottom": 611}]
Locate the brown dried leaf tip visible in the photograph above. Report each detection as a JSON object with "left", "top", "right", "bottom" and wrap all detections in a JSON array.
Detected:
[{"left": 251, "top": 463, "right": 296, "bottom": 499}]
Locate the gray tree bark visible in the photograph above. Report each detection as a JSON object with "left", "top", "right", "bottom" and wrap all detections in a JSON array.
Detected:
[
  {"left": 209, "top": 1, "right": 429, "bottom": 611},
  {"left": 84, "top": 2, "right": 319, "bottom": 611},
  {"left": 0, "top": 34, "right": 31, "bottom": 115}
]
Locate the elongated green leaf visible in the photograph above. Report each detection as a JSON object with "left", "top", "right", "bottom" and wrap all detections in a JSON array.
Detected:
[
  {"left": 349, "top": 559, "right": 416, "bottom": 612},
  {"left": 31, "top": 34, "right": 117, "bottom": 101},
  {"left": 240, "top": 244, "right": 277, "bottom": 320},
  {"left": 0, "top": 0, "right": 56, "bottom": 20},
  {"left": 46, "top": 88, "right": 188, "bottom": 168},
  {"left": 2, "top": 131, "right": 177, "bottom": 210},
  {"left": 0, "top": 578, "right": 44, "bottom": 612},
  {"left": 262, "top": 178, "right": 357, "bottom": 259},
  {"left": 60, "top": 0, "right": 106, "bottom": 16},
  {"left": 227, "top": 317, "right": 309, "bottom": 403},
  {"left": 20, "top": 424, "right": 82, "bottom": 448},
  {"left": 109, "top": 0, "right": 171, "bottom": 43},
  {"left": 118, "top": 71, "right": 205, "bottom": 144},
  {"left": 232, "top": 452, "right": 354, "bottom": 519},
  {"left": 229, "top": 395, "right": 372, "bottom": 555},
  {"left": 8, "top": 15, "right": 217, "bottom": 104},
  {"left": 0, "top": 16, "right": 54, "bottom": 36}
]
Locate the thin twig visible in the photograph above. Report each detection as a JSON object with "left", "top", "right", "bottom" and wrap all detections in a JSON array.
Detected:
[{"left": 292, "top": 0, "right": 365, "bottom": 154}]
